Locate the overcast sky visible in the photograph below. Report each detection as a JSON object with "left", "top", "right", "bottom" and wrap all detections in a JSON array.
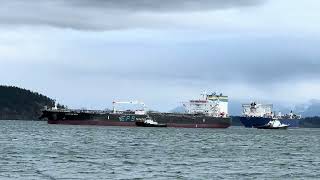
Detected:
[{"left": 1, "top": 0, "right": 320, "bottom": 112}]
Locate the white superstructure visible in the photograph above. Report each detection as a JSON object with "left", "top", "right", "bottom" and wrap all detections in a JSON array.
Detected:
[
  {"left": 183, "top": 92, "right": 229, "bottom": 117},
  {"left": 242, "top": 102, "right": 273, "bottom": 117}
]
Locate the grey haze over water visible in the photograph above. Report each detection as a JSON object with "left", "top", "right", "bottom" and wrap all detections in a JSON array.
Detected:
[
  {"left": 0, "top": 0, "right": 320, "bottom": 112},
  {"left": 0, "top": 120, "right": 319, "bottom": 179}
]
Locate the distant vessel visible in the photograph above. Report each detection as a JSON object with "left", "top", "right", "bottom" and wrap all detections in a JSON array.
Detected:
[
  {"left": 239, "top": 102, "right": 301, "bottom": 128},
  {"left": 39, "top": 93, "right": 231, "bottom": 128}
]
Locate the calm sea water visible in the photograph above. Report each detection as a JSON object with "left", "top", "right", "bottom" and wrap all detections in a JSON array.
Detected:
[{"left": 0, "top": 120, "right": 319, "bottom": 180}]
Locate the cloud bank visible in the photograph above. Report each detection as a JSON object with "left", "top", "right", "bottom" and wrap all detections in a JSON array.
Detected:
[{"left": 0, "top": 0, "right": 265, "bottom": 30}]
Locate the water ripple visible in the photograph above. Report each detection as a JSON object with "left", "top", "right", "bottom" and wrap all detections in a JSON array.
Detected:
[{"left": 0, "top": 120, "right": 319, "bottom": 179}]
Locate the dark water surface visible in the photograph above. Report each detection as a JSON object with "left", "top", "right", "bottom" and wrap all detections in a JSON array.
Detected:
[{"left": 0, "top": 120, "right": 319, "bottom": 179}]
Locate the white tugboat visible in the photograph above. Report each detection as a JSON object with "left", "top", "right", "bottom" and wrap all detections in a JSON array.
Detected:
[
  {"left": 256, "top": 119, "right": 289, "bottom": 129},
  {"left": 135, "top": 116, "right": 167, "bottom": 127}
]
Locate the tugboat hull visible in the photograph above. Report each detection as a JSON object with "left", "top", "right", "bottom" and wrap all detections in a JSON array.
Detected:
[
  {"left": 256, "top": 125, "right": 289, "bottom": 129},
  {"left": 135, "top": 121, "right": 167, "bottom": 127}
]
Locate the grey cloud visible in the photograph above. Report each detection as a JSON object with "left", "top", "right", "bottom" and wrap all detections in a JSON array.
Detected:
[
  {"left": 0, "top": 0, "right": 265, "bottom": 30},
  {"left": 66, "top": 0, "right": 264, "bottom": 12}
]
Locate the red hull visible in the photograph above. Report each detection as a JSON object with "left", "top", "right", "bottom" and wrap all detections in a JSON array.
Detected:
[{"left": 48, "top": 120, "right": 229, "bottom": 128}]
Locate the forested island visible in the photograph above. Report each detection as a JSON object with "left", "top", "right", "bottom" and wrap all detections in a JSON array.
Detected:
[{"left": 0, "top": 86, "right": 56, "bottom": 120}]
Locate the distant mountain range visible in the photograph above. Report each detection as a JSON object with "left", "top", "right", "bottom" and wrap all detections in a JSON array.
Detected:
[
  {"left": 170, "top": 106, "right": 187, "bottom": 113},
  {"left": 170, "top": 99, "right": 320, "bottom": 117}
]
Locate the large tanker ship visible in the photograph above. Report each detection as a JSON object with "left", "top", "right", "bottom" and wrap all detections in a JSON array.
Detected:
[
  {"left": 39, "top": 93, "right": 231, "bottom": 128},
  {"left": 239, "top": 102, "right": 301, "bottom": 128}
]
